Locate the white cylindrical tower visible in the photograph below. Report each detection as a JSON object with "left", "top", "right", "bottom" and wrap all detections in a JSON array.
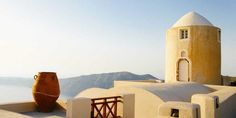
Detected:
[{"left": 165, "top": 12, "right": 221, "bottom": 85}]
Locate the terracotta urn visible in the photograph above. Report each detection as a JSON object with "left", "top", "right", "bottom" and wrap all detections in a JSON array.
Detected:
[{"left": 32, "top": 72, "right": 60, "bottom": 112}]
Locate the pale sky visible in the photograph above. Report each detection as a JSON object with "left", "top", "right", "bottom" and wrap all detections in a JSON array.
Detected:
[{"left": 0, "top": 0, "right": 236, "bottom": 79}]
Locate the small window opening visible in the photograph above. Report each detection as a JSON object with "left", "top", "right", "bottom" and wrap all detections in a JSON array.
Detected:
[
  {"left": 171, "top": 109, "right": 179, "bottom": 117},
  {"left": 180, "top": 29, "right": 188, "bottom": 39},
  {"left": 218, "top": 30, "right": 221, "bottom": 42}
]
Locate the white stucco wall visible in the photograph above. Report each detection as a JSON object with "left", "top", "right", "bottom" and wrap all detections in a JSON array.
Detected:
[
  {"left": 78, "top": 86, "right": 164, "bottom": 118},
  {"left": 210, "top": 88, "right": 236, "bottom": 118},
  {"left": 77, "top": 82, "right": 236, "bottom": 118},
  {"left": 115, "top": 81, "right": 212, "bottom": 102}
]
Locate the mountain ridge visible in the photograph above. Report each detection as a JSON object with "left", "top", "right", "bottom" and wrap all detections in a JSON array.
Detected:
[
  {"left": 60, "top": 71, "right": 159, "bottom": 97},
  {"left": 0, "top": 72, "right": 160, "bottom": 98}
]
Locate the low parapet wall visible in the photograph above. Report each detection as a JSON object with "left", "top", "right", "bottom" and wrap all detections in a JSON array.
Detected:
[
  {"left": 191, "top": 86, "right": 236, "bottom": 118},
  {"left": 78, "top": 82, "right": 236, "bottom": 118},
  {"left": 78, "top": 86, "right": 164, "bottom": 118},
  {"left": 192, "top": 94, "right": 218, "bottom": 118},
  {"left": 0, "top": 100, "right": 66, "bottom": 113},
  {"left": 210, "top": 88, "right": 236, "bottom": 118},
  {"left": 0, "top": 100, "right": 66, "bottom": 117},
  {"left": 68, "top": 94, "right": 135, "bottom": 118},
  {"left": 157, "top": 102, "right": 200, "bottom": 118},
  {"left": 0, "top": 101, "right": 36, "bottom": 113},
  {"left": 115, "top": 81, "right": 213, "bottom": 102}
]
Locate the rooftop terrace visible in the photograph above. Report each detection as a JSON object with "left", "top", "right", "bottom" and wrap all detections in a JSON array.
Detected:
[{"left": 0, "top": 100, "right": 66, "bottom": 118}]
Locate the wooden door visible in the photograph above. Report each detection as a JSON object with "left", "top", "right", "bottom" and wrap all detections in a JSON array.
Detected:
[{"left": 177, "top": 59, "right": 189, "bottom": 82}]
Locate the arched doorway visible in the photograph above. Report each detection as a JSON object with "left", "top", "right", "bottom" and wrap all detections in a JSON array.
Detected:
[{"left": 177, "top": 59, "right": 190, "bottom": 82}]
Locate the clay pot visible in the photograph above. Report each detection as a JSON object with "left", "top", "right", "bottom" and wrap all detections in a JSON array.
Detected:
[{"left": 32, "top": 72, "right": 60, "bottom": 112}]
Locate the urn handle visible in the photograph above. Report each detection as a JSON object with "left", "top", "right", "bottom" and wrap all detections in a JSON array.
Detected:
[{"left": 34, "top": 75, "right": 38, "bottom": 80}]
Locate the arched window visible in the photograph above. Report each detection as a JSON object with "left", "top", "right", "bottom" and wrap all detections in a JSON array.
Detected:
[{"left": 181, "top": 51, "right": 187, "bottom": 57}]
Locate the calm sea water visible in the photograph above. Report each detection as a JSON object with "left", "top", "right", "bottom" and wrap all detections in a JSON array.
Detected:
[
  {"left": 0, "top": 85, "right": 32, "bottom": 103},
  {"left": 0, "top": 85, "right": 70, "bottom": 104}
]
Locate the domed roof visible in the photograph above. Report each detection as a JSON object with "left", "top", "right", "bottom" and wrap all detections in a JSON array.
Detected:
[{"left": 172, "top": 12, "right": 213, "bottom": 27}]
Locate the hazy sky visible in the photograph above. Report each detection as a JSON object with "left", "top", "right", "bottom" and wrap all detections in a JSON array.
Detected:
[{"left": 0, "top": 0, "right": 236, "bottom": 79}]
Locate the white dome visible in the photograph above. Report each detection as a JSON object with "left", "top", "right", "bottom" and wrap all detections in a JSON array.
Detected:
[{"left": 172, "top": 12, "right": 213, "bottom": 27}]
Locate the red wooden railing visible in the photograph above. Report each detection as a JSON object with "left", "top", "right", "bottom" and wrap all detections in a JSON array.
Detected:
[{"left": 91, "top": 96, "right": 122, "bottom": 118}]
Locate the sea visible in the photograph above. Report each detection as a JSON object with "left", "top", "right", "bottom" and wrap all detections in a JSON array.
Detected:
[
  {"left": 0, "top": 85, "right": 70, "bottom": 104},
  {"left": 0, "top": 85, "right": 32, "bottom": 103}
]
